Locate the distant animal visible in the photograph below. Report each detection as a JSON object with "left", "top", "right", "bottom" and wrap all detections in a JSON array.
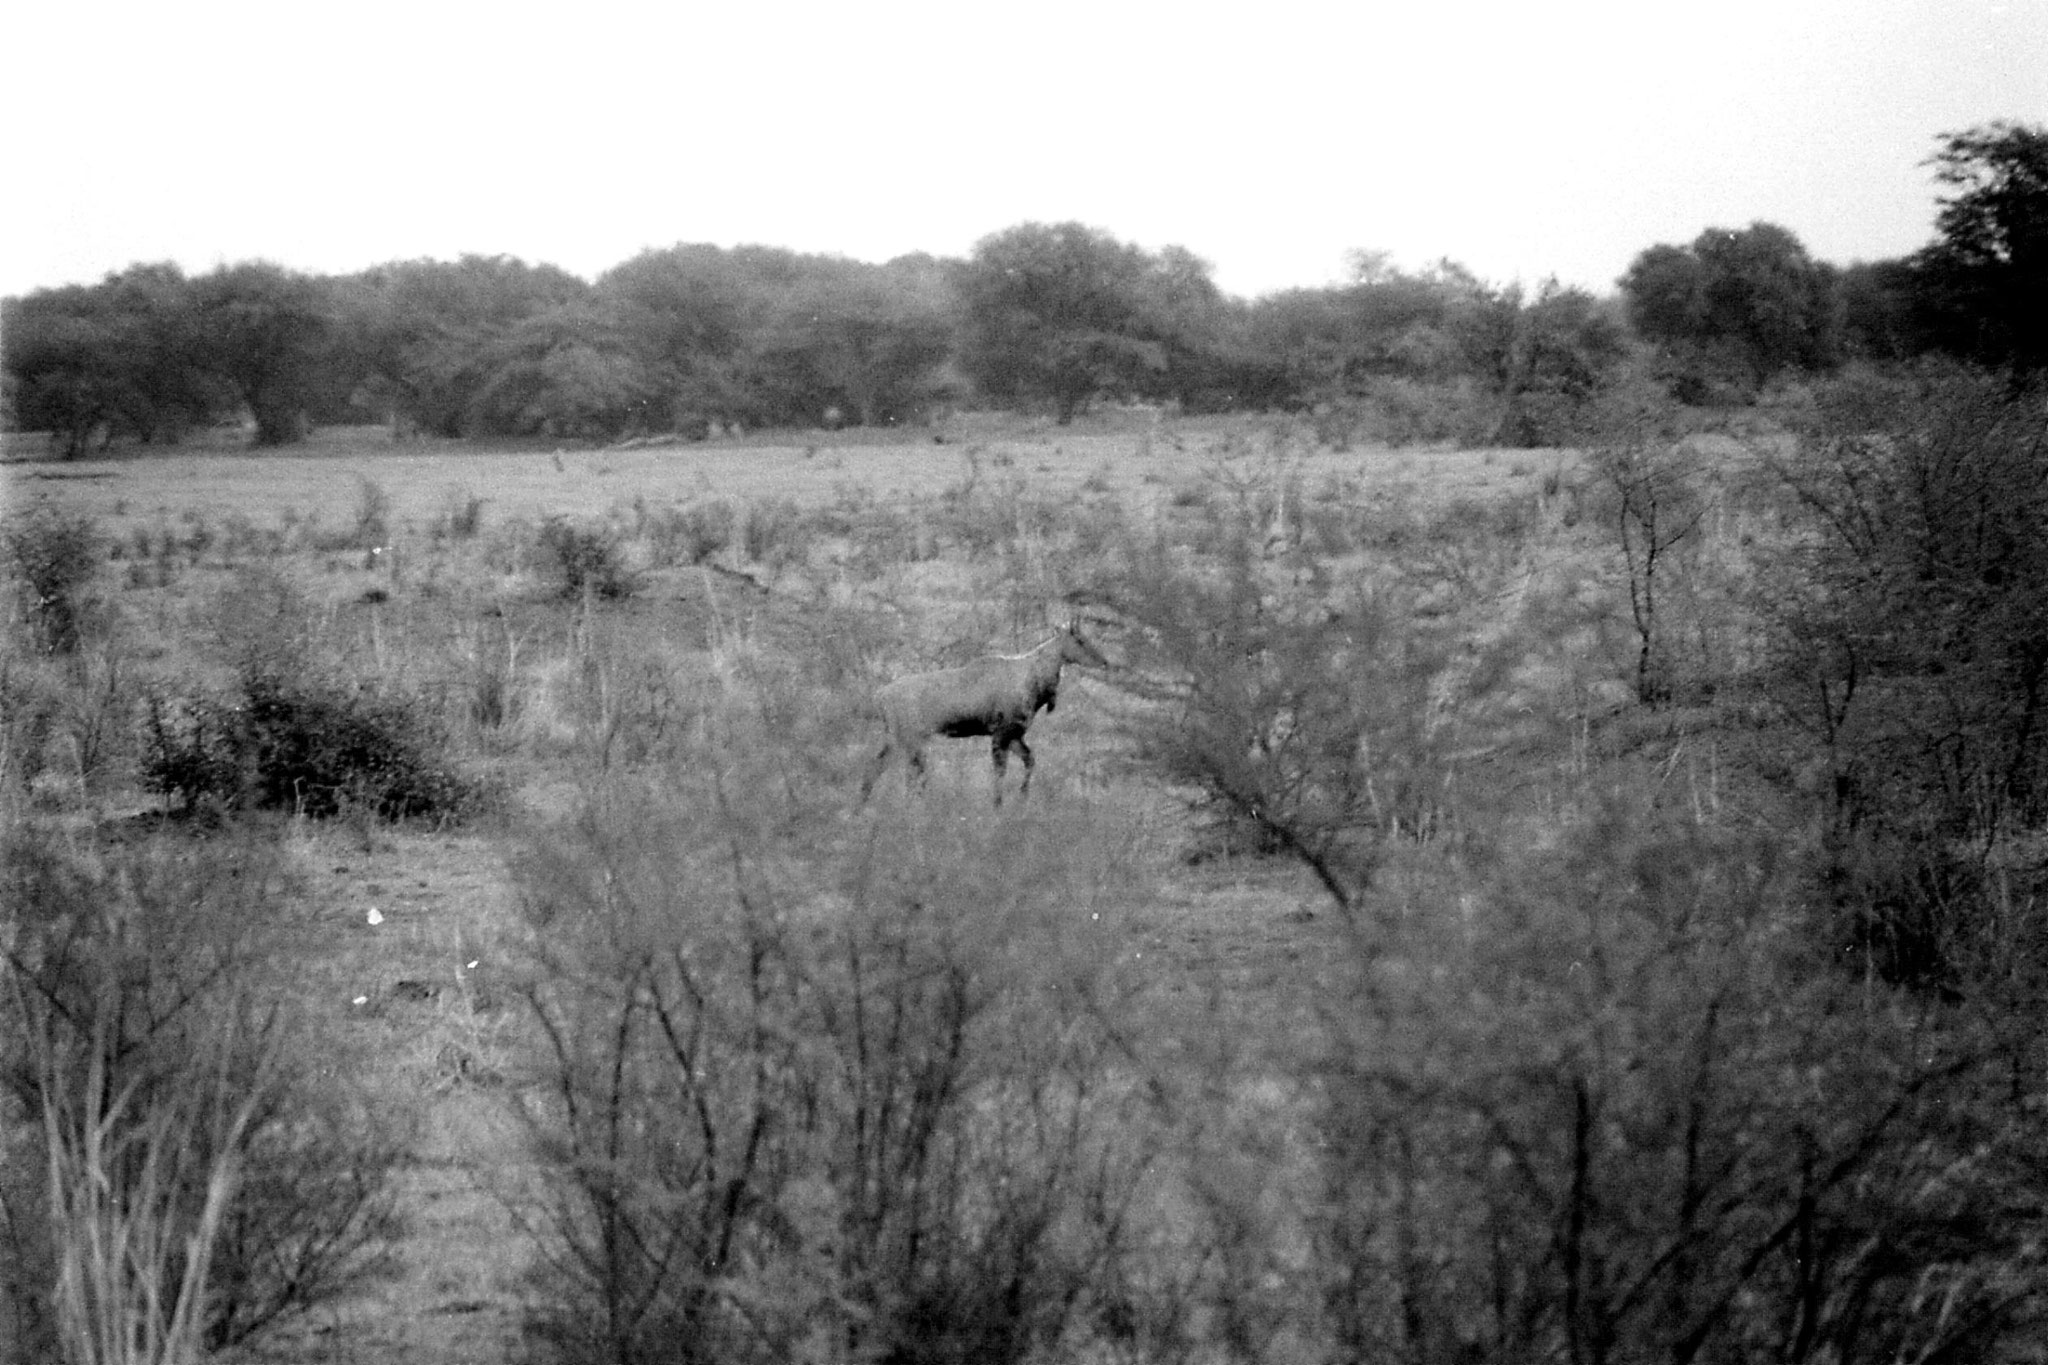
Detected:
[{"left": 860, "top": 619, "right": 1109, "bottom": 805}]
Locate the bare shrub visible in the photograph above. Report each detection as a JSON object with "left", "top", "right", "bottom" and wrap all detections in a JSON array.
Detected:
[
  {"left": 1303, "top": 797, "right": 2047, "bottom": 1361},
  {"left": 0, "top": 822, "right": 404, "bottom": 1355},
  {"left": 431, "top": 485, "right": 486, "bottom": 543},
  {"left": 457, "top": 613, "right": 522, "bottom": 735},
  {"left": 37, "top": 1035, "right": 261, "bottom": 1364},
  {"left": 4, "top": 502, "right": 101, "bottom": 655},
  {"left": 0, "top": 659, "right": 65, "bottom": 797},
  {"left": 351, "top": 475, "right": 392, "bottom": 550},
  {"left": 1589, "top": 410, "right": 1712, "bottom": 707},
  {"left": 510, "top": 704, "right": 1160, "bottom": 1365},
  {"left": 56, "top": 641, "right": 140, "bottom": 799},
  {"left": 1765, "top": 366, "right": 2048, "bottom": 992},
  {"left": 1101, "top": 484, "right": 1480, "bottom": 914},
  {"left": 739, "top": 495, "right": 806, "bottom": 571},
  {"left": 645, "top": 499, "right": 736, "bottom": 567},
  {"left": 118, "top": 523, "right": 181, "bottom": 589}
]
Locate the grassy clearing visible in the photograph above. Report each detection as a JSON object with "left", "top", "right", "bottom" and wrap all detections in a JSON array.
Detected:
[{"left": 1, "top": 417, "right": 1556, "bottom": 534}]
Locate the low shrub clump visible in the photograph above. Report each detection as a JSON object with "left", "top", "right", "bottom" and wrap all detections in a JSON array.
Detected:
[
  {"left": 645, "top": 499, "right": 735, "bottom": 567},
  {"left": 535, "top": 517, "right": 638, "bottom": 600},
  {"left": 143, "top": 674, "right": 480, "bottom": 822},
  {"left": 136, "top": 570, "right": 482, "bottom": 823}
]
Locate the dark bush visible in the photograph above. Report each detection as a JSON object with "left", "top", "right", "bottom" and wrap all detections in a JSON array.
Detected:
[
  {"left": 141, "top": 692, "right": 244, "bottom": 815},
  {"left": 1766, "top": 365, "right": 2048, "bottom": 990},
  {"left": 143, "top": 675, "right": 478, "bottom": 822},
  {"left": 536, "top": 517, "right": 638, "bottom": 599},
  {"left": 138, "top": 571, "right": 482, "bottom": 822}
]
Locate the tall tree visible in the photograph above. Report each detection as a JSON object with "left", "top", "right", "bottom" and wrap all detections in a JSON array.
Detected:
[
  {"left": 1621, "top": 222, "right": 1839, "bottom": 396},
  {"left": 1241, "top": 258, "right": 1505, "bottom": 400},
  {"left": 468, "top": 302, "right": 649, "bottom": 440},
  {"left": 598, "top": 244, "right": 764, "bottom": 431},
  {"left": 1837, "top": 258, "right": 1922, "bottom": 363},
  {"left": 955, "top": 223, "right": 1168, "bottom": 423},
  {"left": 1491, "top": 282, "right": 1632, "bottom": 446},
  {"left": 190, "top": 263, "right": 334, "bottom": 445},
  {"left": 3, "top": 284, "right": 132, "bottom": 456},
  {"left": 98, "top": 262, "right": 223, "bottom": 444},
  {"left": 338, "top": 255, "right": 588, "bottom": 436},
  {"left": 755, "top": 256, "right": 955, "bottom": 428},
  {"left": 1914, "top": 121, "right": 2048, "bottom": 373},
  {"left": 0, "top": 265, "right": 223, "bottom": 456}
]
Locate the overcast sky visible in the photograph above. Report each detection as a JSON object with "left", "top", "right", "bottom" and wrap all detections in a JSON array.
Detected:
[{"left": 4, "top": 0, "right": 2043, "bottom": 302}]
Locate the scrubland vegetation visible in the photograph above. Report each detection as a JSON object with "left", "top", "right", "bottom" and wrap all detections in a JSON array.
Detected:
[
  {"left": 4, "top": 116, "right": 2045, "bottom": 1365},
  {"left": 4, "top": 354, "right": 2048, "bottom": 1364}
]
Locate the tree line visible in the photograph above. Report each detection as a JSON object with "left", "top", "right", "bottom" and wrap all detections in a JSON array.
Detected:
[
  {"left": 1622, "top": 123, "right": 2048, "bottom": 400},
  {"left": 4, "top": 122, "right": 2041, "bottom": 456}
]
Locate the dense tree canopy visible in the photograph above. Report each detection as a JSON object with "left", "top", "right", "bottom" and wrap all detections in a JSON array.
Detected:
[
  {"left": 338, "top": 255, "right": 590, "bottom": 437},
  {"left": 1620, "top": 222, "right": 1839, "bottom": 397},
  {"left": 189, "top": 263, "right": 339, "bottom": 446},
  {"left": 597, "top": 246, "right": 958, "bottom": 433},
  {"left": 954, "top": 222, "right": 1175, "bottom": 423},
  {"left": 1914, "top": 121, "right": 2048, "bottom": 372},
  {"left": 3, "top": 264, "right": 228, "bottom": 455}
]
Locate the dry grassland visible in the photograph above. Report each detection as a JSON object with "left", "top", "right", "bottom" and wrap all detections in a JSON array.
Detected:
[{"left": 1, "top": 414, "right": 1605, "bottom": 1363}]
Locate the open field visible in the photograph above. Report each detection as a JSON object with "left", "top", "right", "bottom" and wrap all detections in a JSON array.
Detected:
[
  {"left": 2, "top": 414, "right": 1560, "bottom": 526},
  {"left": 8, "top": 408, "right": 2038, "bottom": 1363}
]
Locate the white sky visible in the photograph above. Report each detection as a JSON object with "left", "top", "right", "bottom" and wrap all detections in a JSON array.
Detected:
[{"left": 4, "top": 0, "right": 2044, "bottom": 302}]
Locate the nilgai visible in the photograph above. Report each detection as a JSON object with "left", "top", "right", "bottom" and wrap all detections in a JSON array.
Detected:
[{"left": 860, "top": 619, "right": 1108, "bottom": 805}]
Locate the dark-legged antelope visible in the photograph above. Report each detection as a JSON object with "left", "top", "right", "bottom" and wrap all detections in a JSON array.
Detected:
[{"left": 860, "top": 618, "right": 1108, "bottom": 805}]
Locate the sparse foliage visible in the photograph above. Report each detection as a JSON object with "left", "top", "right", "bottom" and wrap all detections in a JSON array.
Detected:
[
  {"left": 1310, "top": 799, "right": 2046, "bottom": 1362},
  {"left": 4, "top": 503, "right": 101, "bottom": 655},
  {"left": 1, "top": 823, "right": 404, "bottom": 1355},
  {"left": 1593, "top": 415, "right": 1708, "bottom": 706},
  {"left": 513, "top": 708, "right": 1156, "bottom": 1365},
  {"left": 1103, "top": 477, "right": 1463, "bottom": 913}
]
